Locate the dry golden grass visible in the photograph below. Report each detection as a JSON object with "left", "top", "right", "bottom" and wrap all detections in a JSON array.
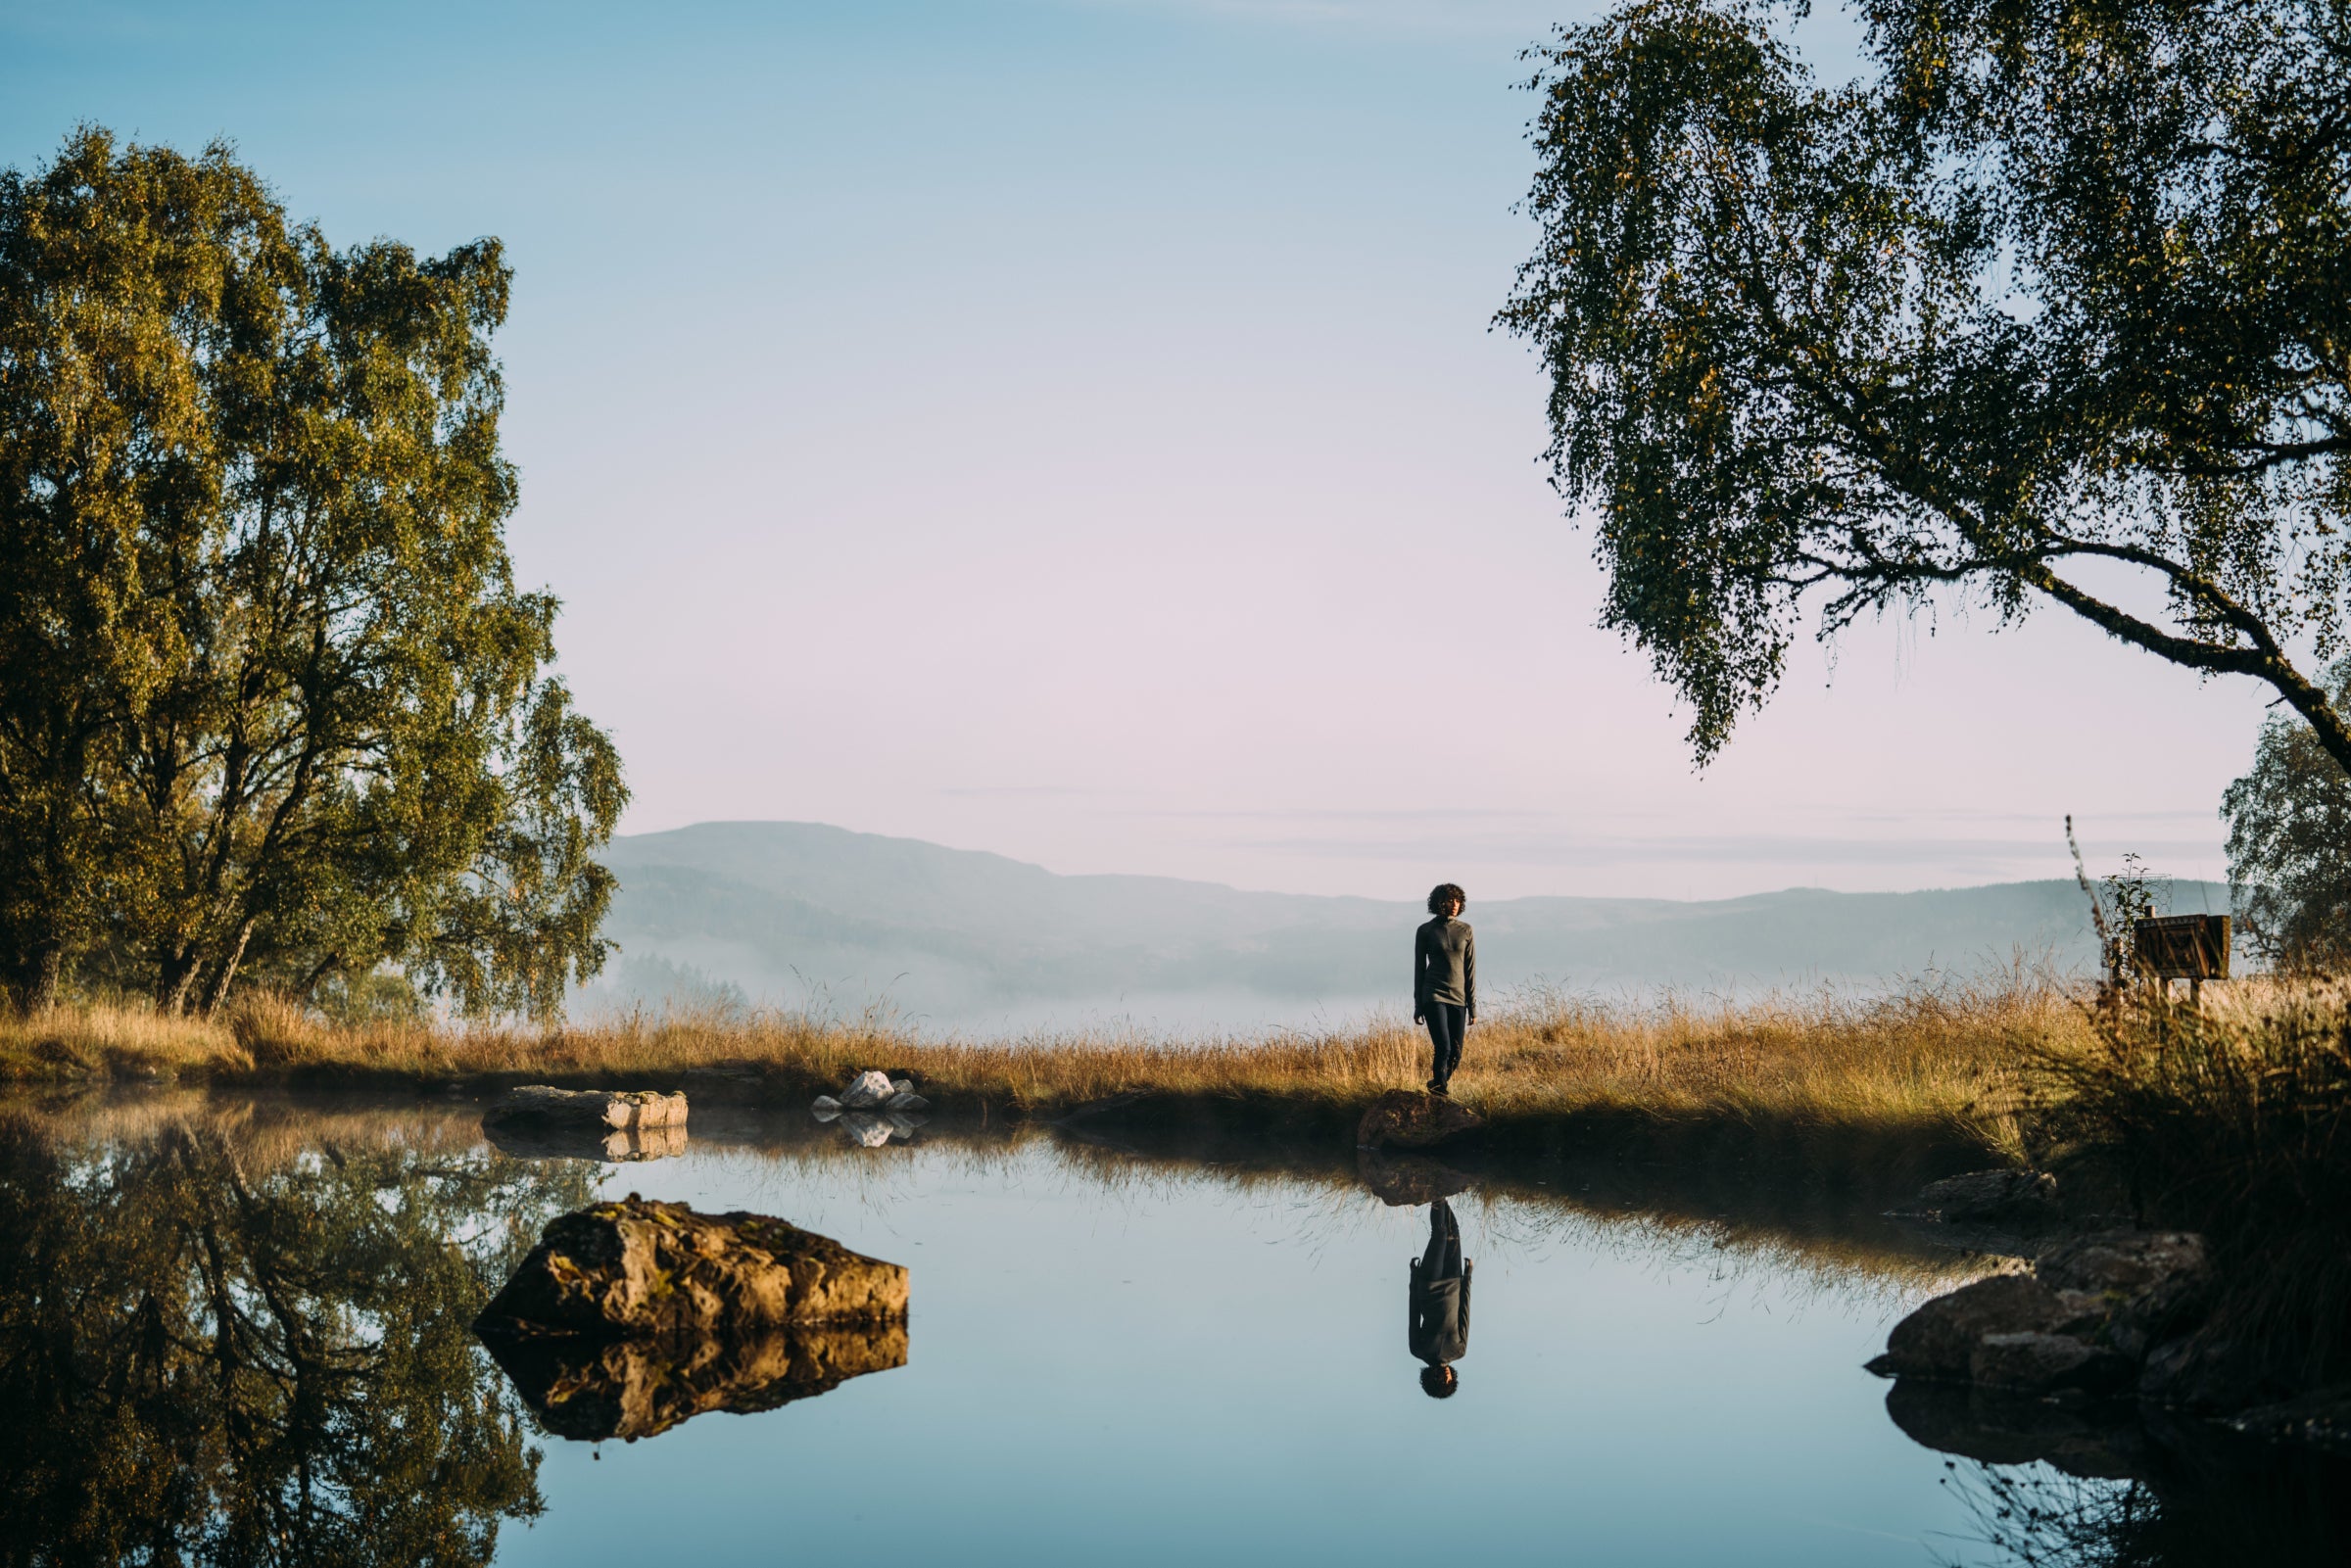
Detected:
[{"left": 0, "top": 972, "right": 2078, "bottom": 1160}]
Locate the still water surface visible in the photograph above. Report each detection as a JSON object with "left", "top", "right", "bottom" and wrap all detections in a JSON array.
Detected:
[{"left": 2, "top": 1093, "right": 2233, "bottom": 1566}]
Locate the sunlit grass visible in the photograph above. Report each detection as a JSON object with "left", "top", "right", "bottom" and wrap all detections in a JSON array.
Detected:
[{"left": 0, "top": 971, "right": 2074, "bottom": 1161}]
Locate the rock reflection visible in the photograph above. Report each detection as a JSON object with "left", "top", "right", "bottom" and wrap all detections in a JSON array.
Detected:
[
  {"left": 0, "top": 1100, "right": 593, "bottom": 1567},
  {"left": 484, "top": 1117, "right": 689, "bottom": 1163},
  {"left": 483, "top": 1319, "right": 910, "bottom": 1442},
  {"left": 1887, "top": 1383, "right": 2351, "bottom": 1564}
]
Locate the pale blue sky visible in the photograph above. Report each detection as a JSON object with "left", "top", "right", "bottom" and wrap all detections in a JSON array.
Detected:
[{"left": 2, "top": 0, "right": 2261, "bottom": 898}]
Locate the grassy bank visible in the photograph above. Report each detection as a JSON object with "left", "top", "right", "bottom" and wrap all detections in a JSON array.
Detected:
[
  {"left": 2030, "top": 979, "right": 2351, "bottom": 1393},
  {"left": 0, "top": 975, "right": 2069, "bottom": 1187}
]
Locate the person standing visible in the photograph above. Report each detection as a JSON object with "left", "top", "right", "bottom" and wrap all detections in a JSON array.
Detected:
[
  {"left": 1409, "top": 1198, "right": 1470, "bottom": 1398},
  {"left": 1413, "top": 882, "right": 1475, "bottom": 1096}
]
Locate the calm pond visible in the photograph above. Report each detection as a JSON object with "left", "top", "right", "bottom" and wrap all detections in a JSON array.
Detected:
[{"left": 2, "top": 1092, "right": 2332, "bottom": 1567}]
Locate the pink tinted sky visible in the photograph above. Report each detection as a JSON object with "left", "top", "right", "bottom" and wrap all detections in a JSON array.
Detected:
[{"left": 2, "top": 0, "right": 2271, "bottom": 898}]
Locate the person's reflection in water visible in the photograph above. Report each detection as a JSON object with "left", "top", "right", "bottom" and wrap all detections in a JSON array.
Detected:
[{"left": 1409, "top": 1198, "right": 1470, "bottom": 1399}]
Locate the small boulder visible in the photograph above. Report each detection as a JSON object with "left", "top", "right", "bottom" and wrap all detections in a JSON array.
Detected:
[
  {"left": 886, "top": 1091, "right": 930, "bottom": 1113},
  {"left": 485, "top": 1086, "right": 688, "bottom": 1133},
  {"left": 1867, "top": 1272, "right": 2065, "bottom": 1380},
  {"left": 1356, "top": 1090, "right": 1487, "bottom": 1151},
  {"left": 1912, "top": 1168, "right": 2060, "bottom": 1226},
  {"left": 474, "top": 1197, "right": 908, "bottom": 1340},
  {"left": 838, "top": 1070, "right": 897, "bottom": 1111},
  {"left": 889, "top": 1078, "right": 915, "bottom": 1096},
  {"left": 1971, "top": 1332, "right": 2135, "bottom": 1396}
]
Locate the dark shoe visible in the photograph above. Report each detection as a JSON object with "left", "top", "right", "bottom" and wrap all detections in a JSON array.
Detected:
[{"left": 1428, "top": 1080, "right": 1450, "bottom": 1098}]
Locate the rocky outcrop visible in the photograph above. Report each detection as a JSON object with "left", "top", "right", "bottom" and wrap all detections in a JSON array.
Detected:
[
  {"left": 1869, "top": 1229, "right": 2219, "bottom": 1402},
  {"left": 1356, "top": 1090, "right": 1486, "bottom": 1151},
  {"left": 1870, "top": 1273, "right": 2066, "bottom": 1380},
  {"left": 482, "top": 1317, "right": 908, "bottom": 1442},
  {"left": 474, "top": 1197, "right": 909, "bottom": 1340},
  {"left": 484, "top": 1086, "right": 688, "bottom": 1133}
]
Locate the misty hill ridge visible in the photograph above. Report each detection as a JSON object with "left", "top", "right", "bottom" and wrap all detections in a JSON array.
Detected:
[{"left": 594, "top": 822, "right": 2226, "bottom": 1023}]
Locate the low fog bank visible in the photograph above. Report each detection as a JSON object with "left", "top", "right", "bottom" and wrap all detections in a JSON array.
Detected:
[{"left": 575, "top": 821, "right": 2230, "bottom": 1037}]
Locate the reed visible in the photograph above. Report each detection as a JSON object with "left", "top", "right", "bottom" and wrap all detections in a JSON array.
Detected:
[{"left": 2027, "top": 977, "right": 2351, "bottom": 1389}]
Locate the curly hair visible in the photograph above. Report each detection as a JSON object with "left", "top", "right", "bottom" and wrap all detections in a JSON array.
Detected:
[
  {"left": 1419, "top": 1363, "right": 1459, "bottom": 1399},
  {"left": 1426, "top": 882, "right": 1466, "bottom": 916}
]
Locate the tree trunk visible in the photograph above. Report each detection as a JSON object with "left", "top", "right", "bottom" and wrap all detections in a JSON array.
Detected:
[
  {"left": 199, "top": 918, "right": 258, "bottom": 1017},
  {"left": 24, "top": 944, "right": 63, "bottom": 1013}
]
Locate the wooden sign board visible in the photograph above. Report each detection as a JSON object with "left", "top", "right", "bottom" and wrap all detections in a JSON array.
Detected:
[{"left": 2133, "top": 914, "right": 2231, "bottom": 980}]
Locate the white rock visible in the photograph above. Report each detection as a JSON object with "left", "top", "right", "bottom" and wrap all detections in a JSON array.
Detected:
[
  {"left": 889, "top": 1078, "right": 915, "bottom": 1096},
  {"left": 839, "top": 1070, "right": 896, "bottom": 1111},
  {"left": 810, "top": 1096, "right": 841, "bottom": 1122},
  {"left": 886, "top": 1091, "right": 929, "bottom": 1113}
]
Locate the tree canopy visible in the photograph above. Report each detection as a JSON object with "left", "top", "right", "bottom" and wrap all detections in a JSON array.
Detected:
[
  {"left": 1500, "top": 0, "right": 2351, "bottom": 773},
  {"left": 2224, "top": 656, "right": 2351, "bottom": 971},
  {"left": 0, "top": 129, "right": 625, "bottom": 1015}
]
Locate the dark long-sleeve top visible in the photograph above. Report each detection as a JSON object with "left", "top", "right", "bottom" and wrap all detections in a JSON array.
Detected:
[
  {"left": 1414, "top": 917, "right": 1476, "bottom": 1016},
  {"left": 1409, "top": 1257, "right": 1471, "bottom": 1364}
]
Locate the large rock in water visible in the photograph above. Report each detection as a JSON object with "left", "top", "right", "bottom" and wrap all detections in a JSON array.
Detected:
[
  {"left": 482, "top": 1318, "right": 908, "bottom": 1442},
  {"left": 474, "top": 1197, "right": 908, "bottom": 1340},
  {"left": 1356, "top": 1090, "right": 1486, "bottom": 1151},
  {"left": 1868, "top": 1229, "right": 2226, "bottom": 1404},
  {"left": 484, "top": 1086, "right": 688, "bottom": 1133},
  {"left": 1867, "top": 1273, "right": 2066, "bottom": 1380}
]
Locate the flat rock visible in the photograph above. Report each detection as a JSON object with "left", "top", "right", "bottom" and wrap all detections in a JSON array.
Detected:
[
  {"left": 474, "top": 1197, "right": 908, "bottom": 1340},
  {"left": 485, "top": 1086, "right": 688, "bottom": 1132},
  {"left": 1867, "top": 1272, "right": 2065, "bottom": 1380},
  {"left": 1913, "top": 1168, "right": 2060, "bottom": 1226},
  {"left": 482, "top": 1317, "right": 908, "bottom": 1443},
  {"left": 1356, "top": 1090, "right": 1487, "bottom": 1151}
]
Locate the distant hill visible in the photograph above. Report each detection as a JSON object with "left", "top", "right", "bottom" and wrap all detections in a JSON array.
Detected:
[{"left": 586, "top": 821, "right": 2231, "bottom": 1034}]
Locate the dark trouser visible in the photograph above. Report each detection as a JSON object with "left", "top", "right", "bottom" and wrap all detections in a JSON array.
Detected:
[
  {"left": 1421, "top": 1198, "right": 1463, "bottom": 1280},
  {"left": 1423, "top": 1002, "right": 1465, "bottom": 1087}
]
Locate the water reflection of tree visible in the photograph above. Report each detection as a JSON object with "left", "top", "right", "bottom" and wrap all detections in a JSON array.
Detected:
[
  {"left": 0, "top": 1113, "right": 595, "bottom": 1567},
  {"left": 1938, "top": 1448, "right": 2351, "bottom": 1568}
]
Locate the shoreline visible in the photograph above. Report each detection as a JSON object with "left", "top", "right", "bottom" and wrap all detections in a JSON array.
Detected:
[{"left": 1, "top": 980, "right": 2065, "bottom": 1199}]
